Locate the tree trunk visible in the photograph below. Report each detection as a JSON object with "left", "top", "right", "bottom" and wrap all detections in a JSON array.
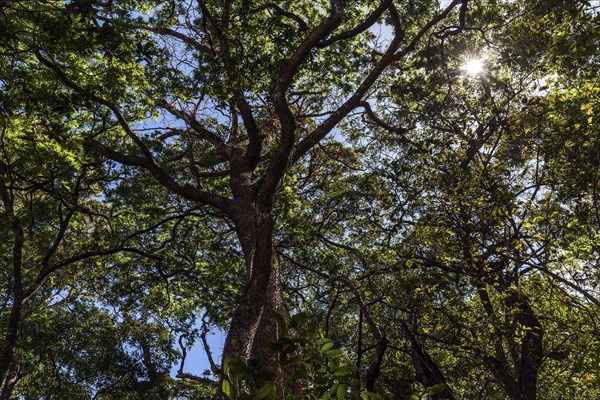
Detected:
[
  {"left": 222, "top": 248, "right": 286, "bottom": 362},
  {"left": 222, "top": 203, "right": 288, "bottom": 397},
  {"left": 0, "top": 184, "right": 25, "bottom": 396},
  {"left": 401, "top": 322, "right": 455, "bottom": 400},
  {"left": 0, "top": 299, "right": 23, "bottom": 398},
  {"left": 479, "top": 287, "right": 543, "bottom": 400},
  {"left": 365, "top": 336, "right": 388, "bottom": 393},
  {"left": 511, "top": 292, "right": 543, "bottom": 400}
]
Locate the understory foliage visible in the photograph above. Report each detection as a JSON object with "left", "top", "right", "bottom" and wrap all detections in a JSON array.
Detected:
[{"left": 0, "top": 0, "right": 599, "bottom": 399}]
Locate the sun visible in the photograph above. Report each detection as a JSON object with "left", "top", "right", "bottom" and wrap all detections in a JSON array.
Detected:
[{"left": 462, "top": 58, "right": 485, "bottom": 76}]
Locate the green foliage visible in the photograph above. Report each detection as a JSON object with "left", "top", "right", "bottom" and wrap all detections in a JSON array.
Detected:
[
  {"left": 1, "top": 0, "right": 600, "bottom": 398},
  {"left": 221, "top": 313, "right": 382, "bottom": 400}
]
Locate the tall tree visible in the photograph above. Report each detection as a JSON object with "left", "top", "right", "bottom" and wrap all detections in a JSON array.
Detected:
[{"left": 2, "top": 0, "right": 469, "bottom": 393}]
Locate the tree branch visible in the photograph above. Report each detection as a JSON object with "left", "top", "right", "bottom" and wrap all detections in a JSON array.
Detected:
[
  {"left": 535, "top": 265, "right": 600, "bottom": 308},
  {"left": 260, "top": 0, "right": 344, "bottom": 207},
  {"left": 140, "top": 26, "right": 213, "bottom": 53},
  {"left": 176, "top": 331, "right": 216, "bottom": 383},
  {"left": 84, "top": 138, "right": 231, "bottom": 212},
  {"left": 32, "top": 51, "right": 232, "bottom": 212},
  {"left": 361, "top": 101, "right": 414, "bottom": 134},
  {"left": 292, "top": 3, "right": 405, "bottom": 165},
  {"left": 253, "top": 3, "right": 308, "bottom": 32},
  {"left": 155, "top": 99, "right": 229, "bottom": 150},
  {"left": 319, "top": 0, "right": 392, "bottom": 48},
  {"left": 34, "top": 50, "right": 155, "bottom": 162},
  {"left": 278, "top": 251, "right": 387, "bottom": 391},
  {"left": 392, "top": 0, "right": 463, "bottom": 61},
  {"left": 200, "top": 320, "right": 221, "bottom": 375}
]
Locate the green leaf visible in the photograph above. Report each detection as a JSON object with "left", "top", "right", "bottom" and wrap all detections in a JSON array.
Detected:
[
  {"left": 362, "top": 392, "right": 385, "bottom": 400},
  {"left": 324, "top": 349, "right": 344, "bottom": 357},
  {"left": 429, "top": 383, "right": 447, "bottom": 395},
  {"left": 290, "top": 312, "right": 307, "bottom": 329},
  {"left": 336, "top": 383, "right": 348, "bottom": 399},
  {"left": 223, "top": 357, "right": 233, "bottom": 376},
  {"left": 254, "top": 382, "right": 275, "bottom": 399},
  {"left": 222, "top": 380, "right": 234, "bottom": 399},
  {"left": 330, "top": 383, "right": 339, "bottom": 395},
  {"left": 320, "top": 342, "right": 334, "bottom": 353},
  {"left": 333, "top": 365, "right": 354, "bottom": 376},
  {"left": 273, "top": 312, "right": 286, "bottom": 329}
]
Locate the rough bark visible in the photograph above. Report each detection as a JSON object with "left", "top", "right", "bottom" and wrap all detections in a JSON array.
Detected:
[
  {"left": 222, "top": 199, "right": 289, "bottom": 398},
  {"left": 222, "top": 234, "right": 287, "bottom": 363},
  {"left": 365, "top": 336, "right": 388, "bottom": 393},
  {"left": 0, "top": 300, "right": 23, "bottom": 399},
  {"left": 510, "top": 292, "right": 543, "bottom": 400},
  {"left": 0, "top": 176, "right": 25, "bottom": 397},
  {"left": 478, "top": 287, "right": 543, "bottom": 400},
  {"left": 401, "top": 322, "right": 455, "bottom": 400}
]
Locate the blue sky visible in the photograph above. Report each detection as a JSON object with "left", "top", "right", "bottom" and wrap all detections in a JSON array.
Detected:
[{"left": 170, "top": 328, "right": 226, "bottom": 379}]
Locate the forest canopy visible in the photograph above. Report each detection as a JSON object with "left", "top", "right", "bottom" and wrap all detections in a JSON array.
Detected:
[{"left": 0, "top": 0, "right": 599, "bottom": 399}]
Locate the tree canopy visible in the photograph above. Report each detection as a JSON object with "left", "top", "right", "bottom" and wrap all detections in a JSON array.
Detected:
[{"left": 0, "top": 0, "right": 599, "bottom": 398}]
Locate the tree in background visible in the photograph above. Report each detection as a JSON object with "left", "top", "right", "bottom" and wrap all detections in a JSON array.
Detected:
[{"left": 275, "top": 0, "right": 599, "bottom": 398}]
